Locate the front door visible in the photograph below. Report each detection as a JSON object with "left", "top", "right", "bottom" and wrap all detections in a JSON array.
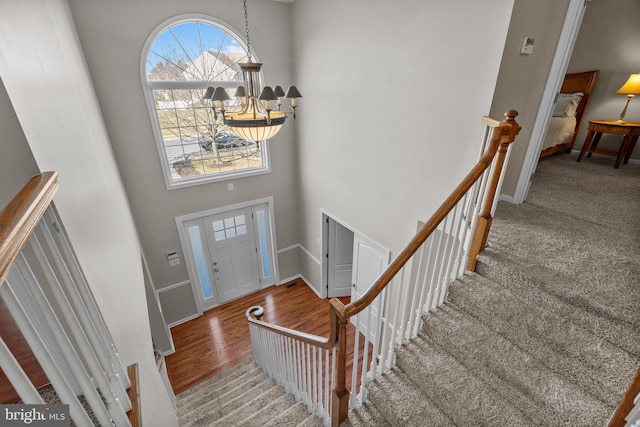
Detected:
[
  {"left": 203, "top": 207, "right": 261, "bottom": 304},
  {"left": 351, "top": 233, "right": 389, "bottom": 340}
]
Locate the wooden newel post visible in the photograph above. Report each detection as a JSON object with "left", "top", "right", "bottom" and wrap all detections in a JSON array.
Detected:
[
  {"left": 467, "top": 110, "right": 521, "bottom": 272},
  {"left": 330, "top": 299, "right": 349, "bottom": 427}
]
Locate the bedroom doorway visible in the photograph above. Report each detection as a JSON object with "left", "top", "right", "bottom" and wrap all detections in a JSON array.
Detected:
[{"left": 512, "top": 0, "right": 588, "bottom": 203}]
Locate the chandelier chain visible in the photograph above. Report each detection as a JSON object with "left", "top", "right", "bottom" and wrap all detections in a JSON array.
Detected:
[{"left": 243, "top": 0, "right": 252, "bottom": 61}]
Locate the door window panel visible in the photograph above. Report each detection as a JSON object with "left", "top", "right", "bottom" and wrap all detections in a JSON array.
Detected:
[
  {"left": 256, "top": 209, "right": 272, "bottom": 278},
  {"left": 188, "top": 225, "right": 213, "bottom": 299}
]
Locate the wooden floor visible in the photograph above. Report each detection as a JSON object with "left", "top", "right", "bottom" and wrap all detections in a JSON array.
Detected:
[
  {"left": 166, "top": 279, "right": 363, "bottom": 395},
  {"left": 0, "top": 298, "right": 49, "bottom": 404},
  {"left": 0, "top": 278, "right": 365, "bottom": 403}
]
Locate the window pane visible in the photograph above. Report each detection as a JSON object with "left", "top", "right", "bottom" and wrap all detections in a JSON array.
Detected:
[
  {"left": 214, "top": 230, "right": 226, "bottom": 241},
  {"left": 188, "top": 226, "right": 213, "bottom": 300},
  {"left": 225, "top": 228, "right": 236, "bottom": 238},
  {"left": 212, "top": 220, "right": 224, "bottom": 231},
  {"left": 256, "top": 209, "right": 271, "bottom": 278},
  {"left": 145, "top": 20, "right": 268, "bottom": 186},
  {"left": 224, "top": 217, "right": 235, "bottom": 228},
  {"left": 236, "top": 224, "right": 247, "bottom": 235}
]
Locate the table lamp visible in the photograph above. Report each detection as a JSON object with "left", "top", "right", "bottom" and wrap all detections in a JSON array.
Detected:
[{"left": 616, "top": 73, "right": 640, "bottom": 122}]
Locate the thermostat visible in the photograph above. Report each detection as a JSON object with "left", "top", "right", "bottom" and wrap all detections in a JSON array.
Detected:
[{"left": 520, "top": 36, "right": 535, "bottom": 55}]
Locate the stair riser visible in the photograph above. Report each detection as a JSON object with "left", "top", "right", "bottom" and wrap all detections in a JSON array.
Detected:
[
  {"left": 476, "top": 256, "right": 640, "bottom": 358},
  {"left": 447, "top": 279, "right": 637, "bottom": 407},
  {"left": 421, "top": 305, "right": 611, "bottom": 426}
]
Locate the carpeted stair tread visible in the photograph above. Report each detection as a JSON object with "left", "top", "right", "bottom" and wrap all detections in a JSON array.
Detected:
[
  {"left": 180, "top": 379, "right": 278, "bottom": 426},
  {"left": 477, "top": 248, "right": 640, "bottom": 356},
  {"left": 177, "top": 367, "right": 269, "bottom": 417},
  {"left": 488, "top": 201, "right": 640, "bottom": 317},
  {"left": 422, "top": 302, "right": 611, "bottom": 425},
  {"left": 240, "top": 393, "right": 301, "bottom": 426},
  {"left": 395, "top": 336, "right": 534, "bottom": 426},
  {"left": 210, "top": 384, "right": 286, "bottom": 426},
  {"left": 367, "top": 368, "right": 455, "bottom": 426},
  {"left": 263, "top": 401, "right": 320, "bottom": 427},
  {"left": 448, "top": 274, "right": 639, "bottom": 407},
  {"left": 297, "top": 413, "right": 325, "bottom": 427},
  {"left": 340, "top": 401, "right": 391, "bottom": 427},
  {"left": 175, "top": 358, "right": 254, "bottom": 404}
]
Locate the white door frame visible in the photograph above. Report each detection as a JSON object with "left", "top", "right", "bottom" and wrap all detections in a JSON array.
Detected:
[
  {"left": 322, "top": 212, "right": 356, "bottom": 298},
  {"left": 176, "top": 197, "right": 280, "bottom": 314},
  {"left": 321, "top": 211, "right": 355, "bottom": 299},
  {"left": 512, "top": 0, "right": 589, "bottom": 203}
]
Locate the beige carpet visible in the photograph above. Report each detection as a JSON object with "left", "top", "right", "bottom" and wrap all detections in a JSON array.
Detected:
[{"left": 176, "top": 153, "right": 640, "bottom": 426}]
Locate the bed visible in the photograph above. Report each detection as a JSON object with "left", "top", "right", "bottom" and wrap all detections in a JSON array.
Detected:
[{"left": 540, "top": 70, "right": 600, "bottom": 158}]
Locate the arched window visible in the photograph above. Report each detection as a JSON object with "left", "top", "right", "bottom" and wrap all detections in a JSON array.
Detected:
[{"left": 142, "top": 16, "right": 269, "bottom": 189}]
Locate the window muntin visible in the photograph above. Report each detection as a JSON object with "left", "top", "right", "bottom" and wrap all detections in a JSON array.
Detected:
[{"left": 143, "top": 18, "right": 269, "bottom": 188}]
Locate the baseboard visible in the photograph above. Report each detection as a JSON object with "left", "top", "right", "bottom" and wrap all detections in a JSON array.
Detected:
[
  {"left": 300, "top": 274, "right": 323, "bottom": 298},
  {"left": 167, "top": 313, "right": 200, "bottom": 329},
  {"left": 498, "top": 193, "right": 516, "bottom": 204}
]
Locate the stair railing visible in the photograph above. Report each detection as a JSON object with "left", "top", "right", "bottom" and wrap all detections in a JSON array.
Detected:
[
  {"left": 0, "top": 172, "right": 138, "bottom": 426},
  {"left": 608, "top": 367, "right": 640, "bottom": 427},
  {"left": 246, "top": 111, "right": 521, "bottom": 427}
]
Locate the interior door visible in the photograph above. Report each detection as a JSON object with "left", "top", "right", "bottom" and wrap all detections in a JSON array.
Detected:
[
  {"left": 203, "top": 207, "right": 260, "bottom": 304},
  {"left": 327, "top": 218, "right": 354, "bottom": 298},
  {"left": 351, "top": 233, "right": 389, "bottom": 340}
]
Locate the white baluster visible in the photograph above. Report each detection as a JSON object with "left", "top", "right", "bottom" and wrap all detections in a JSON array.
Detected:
[
  {"left": 45, "top": 208, "right": 130, "bottom": 392},
  {"left": 306, "top": 343, "right": 312, "bottom": 410},
  {"left": 415, "top": 236, "right": 437, "bottom": 336},
  {"left": 0, "top": 336, "right": 45, "bottom": 404},
  {"left": 28, "top": 234, "right": 131, "bottom": 425},
  {"left": 39, "top": 215, "right": 131, "bottom": 410},
  {"left": 1, "top": 271, "right": 94, "bottom": 427},
  {"left": 13, "top": 254, "right": 117, "bottom": 426}
]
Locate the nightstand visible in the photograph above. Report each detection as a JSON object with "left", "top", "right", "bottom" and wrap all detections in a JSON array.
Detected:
[{"left": 577, "top": 120, "right": 640, "bottom": 168}]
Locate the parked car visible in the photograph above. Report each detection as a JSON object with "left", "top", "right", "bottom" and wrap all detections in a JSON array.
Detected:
[{"left": 199, "top": 132, "right": 246, "bottom": 151}]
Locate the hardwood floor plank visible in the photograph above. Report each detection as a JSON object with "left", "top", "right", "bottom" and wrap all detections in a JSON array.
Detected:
[
  {"left": 166, "top": 279, "right": 357, "bottom": 395},
  {"left": 0, "top": 298, "right": 49, "bottom": 404}
]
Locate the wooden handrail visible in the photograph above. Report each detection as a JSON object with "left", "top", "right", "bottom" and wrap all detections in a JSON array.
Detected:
[
  {"left": 245, "top": 111, "right": 520, "bottom": 427},
  {"left": 246, "top": 306, "right": 332, "bottom": 348},
  {"left": 333, "top": 110, "right": 520, "bottom": 321},
  {"left": 608, "top": 367, "right": 640, "bottom": 427},
  {"left": 0, "top": 172, "right": 59, "bottom": 285}
]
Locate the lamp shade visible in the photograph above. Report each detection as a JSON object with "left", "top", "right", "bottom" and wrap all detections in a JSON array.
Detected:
[
  {"left": 226, "top": 112, "right": 287, "bottom": 142},
  {"left": 616, "top": 74, "right": 640, "bottom": 95}
]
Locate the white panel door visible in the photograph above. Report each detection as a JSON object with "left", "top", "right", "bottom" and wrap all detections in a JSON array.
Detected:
[
  {"left": 351, "top": 234, "right": 389, "bottom": 339},
  {"left": 327, "top": 218, "right": 354, "bottom": 298},
  {"left": 204, "top": 207, "right": 260, "bottom": 304}
]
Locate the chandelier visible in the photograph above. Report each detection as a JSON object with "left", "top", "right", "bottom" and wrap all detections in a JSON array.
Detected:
[{"left": 204, "top": 0, "right": 301, "bottom": 146}]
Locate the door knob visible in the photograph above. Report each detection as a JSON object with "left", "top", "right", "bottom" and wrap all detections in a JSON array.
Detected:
[
  {"left": 213, "top": 262, "right": 218, "bottom": 266},
  {"left": 214, "top": 268, "right": 219, "bottom": 272}
]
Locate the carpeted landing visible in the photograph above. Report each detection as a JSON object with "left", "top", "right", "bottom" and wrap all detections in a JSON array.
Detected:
[{"left": 176, "top": 154, "right": 640, "bottom": 426}]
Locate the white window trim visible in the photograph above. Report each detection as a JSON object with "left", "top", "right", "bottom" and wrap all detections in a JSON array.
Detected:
[{"left": 140, "top": 13, "right": 271, "bottom": 190}]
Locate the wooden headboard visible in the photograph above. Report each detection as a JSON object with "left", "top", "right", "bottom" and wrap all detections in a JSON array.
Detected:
[{"left": 540, "top": 69, "right": 600, "bottom": 158}]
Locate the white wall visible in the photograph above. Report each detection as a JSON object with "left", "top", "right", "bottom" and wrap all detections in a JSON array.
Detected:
[
  {"left": 0, "top": 78, "right": 40, "bottom": 208},
  {"left": 0, "top": 1, "right": 177, "bottom": 425},
  {"left": 290, "top": 0, "right": 515, "bottom": 292},
  {"left": 67, "top": 0, "right": 300, "bottom": 322}
]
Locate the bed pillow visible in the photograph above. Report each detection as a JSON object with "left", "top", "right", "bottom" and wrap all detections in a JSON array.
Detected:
[{"left": 552, "top": 92, "right": 584, "bottom": 117}]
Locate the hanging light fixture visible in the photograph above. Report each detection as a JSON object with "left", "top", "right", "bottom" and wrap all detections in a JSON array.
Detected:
[{"left": 204, "top": 0, "right": 301, "bottom": 146}]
